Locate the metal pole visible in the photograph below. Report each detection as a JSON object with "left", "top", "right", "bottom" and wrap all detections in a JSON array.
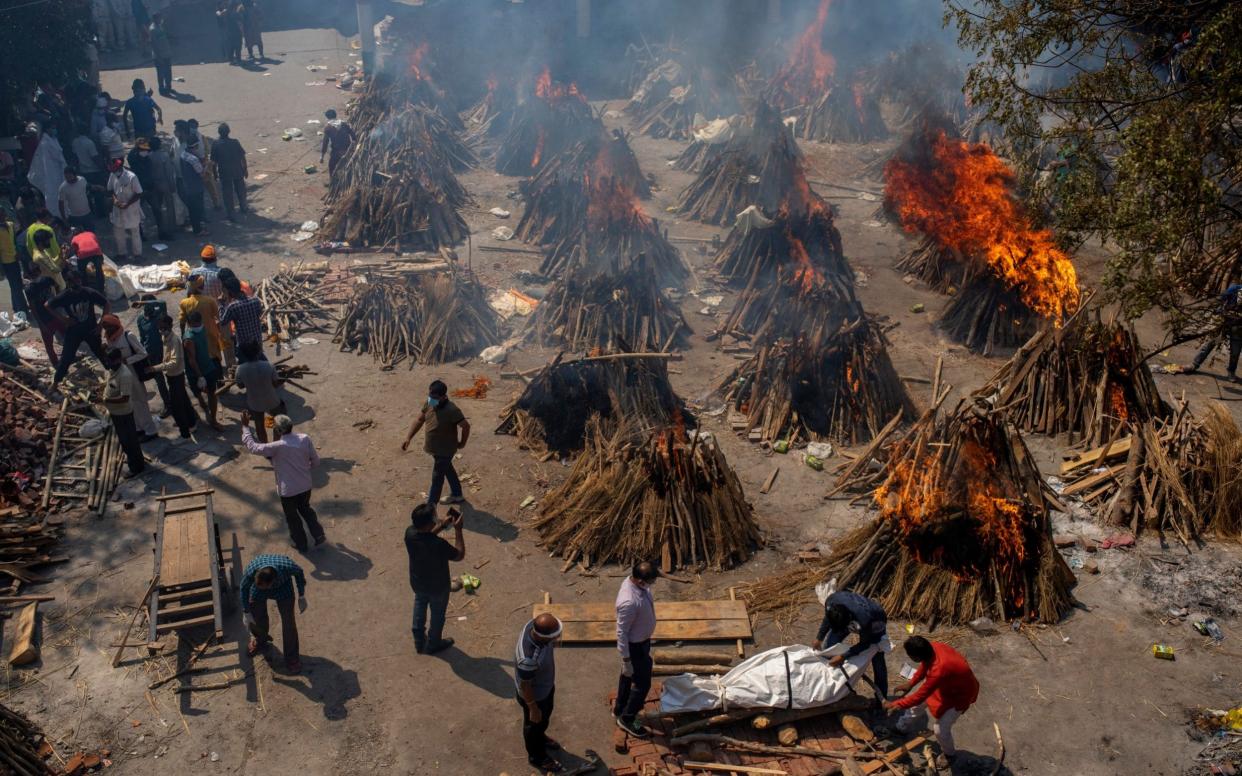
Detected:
[{"left": 356, "top": 0, "right": 376, "bottom": 75}]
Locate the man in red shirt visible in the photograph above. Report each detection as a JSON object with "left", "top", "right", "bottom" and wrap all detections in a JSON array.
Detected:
[
  {"left": 69, "top": 228, "right": 106, "bottom": 294},
  {"left": 884, "top": 636, "right": 979, "bottom": 767}
]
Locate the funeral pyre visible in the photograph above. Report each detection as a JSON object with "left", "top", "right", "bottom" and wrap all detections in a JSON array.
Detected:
[
  {"left": 319, "top": 104, "right": 474, "bottom": 251},
  {"left": 533, "top": 418, "right": 760, "bottom": 572},
  {"left": 334, "top": 264, "right": 500, "bottom": 367},
  {"left": 530, "top": 253, "right": 690, "bottom": 354},
  {"left": 977, "top": 307, "right": 1168, "bottom": 446},
  {"left": 496, "top": 353, "right": 690, "bottom": 458},
  {"left": 762, "top": 0, "right": 887, "bottom": 143},
  {"left": 495, "top": 67, "right": 600, "bottom": 177},
  {"left": 625, "top": 47, "right": 742, "bottom": 140},
  {"left": 884, "top": 118, "right": 1081, "bottom": 354},
  {"left": 812, "top": 400, "right": 1077, "bottom": 624}
]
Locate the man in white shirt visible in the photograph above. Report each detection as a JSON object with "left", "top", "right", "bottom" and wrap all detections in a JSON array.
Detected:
[
  {"left": 58, "top": 167, "right": 94, "bottom": 232},
  {"left": 107, "top": 158, "right": 143, "bottom": 263}
]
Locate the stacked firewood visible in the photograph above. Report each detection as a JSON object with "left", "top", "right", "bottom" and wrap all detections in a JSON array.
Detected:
[
  {"left": 716, "top": 313, "right": 914, "bottom": 446},
  {"left": 977, "top": 308, "right": 1168, "bottom": 446},
  {"left": 255, "top": 265, "right": 350, "bottom": 347},
  {"left": 625, "top": 53, "right": 741, "bottom": 140},
  {"left": 462, "top": 76, "right": 518, "bottom": 152},
  {"left": 939, "top": 275, "right": 1040, "bottom": 356},
  {"left": 516, "top": 130, "right": 652, "bottom": 246},
  {"left": 1058, "top": 401, "right": 1242, "bottom": 542},
  {"left": 533, "top": 418, "right": 760, "bottom": 572},
  {"left": 676, "top": 103, "right": 808, "bottom": 226},
  {"left": 820, "top": 398, "right": 1076, "bottom": 624},
  {"left": 713, "top": 204, "right": 849, "bottom": 288},
  {"left": 0, "top": 703, "right": 53, "bottom": 775},
  {"left": 496, "top": 353, "right": 690, "bottom": 458},
  {"left": 349, "top": 47, "right": 463, "bottom": 132},
  {"left": 530, "top": 255, "right": 690, "bottom": 353},
  {"left": 0, "top": 370, "right": 59, "bottom": 510},
  {"left": 334, "top": 267, "right": 500, "bottom": 367},
  {"left": 784, "top": 79, "right": 888, "bottom": 143},
  {"left": 894, "top": 236, "right": 973, "bottom": 293},
  {"left": 321, "top": 105, "right": 474, "bottom": 251},
  {"left": 0, "top": 508, "right": 64, "bottom": 592},
  {"left": 495, "top": 73, "right": 600, "bottom": 177}
]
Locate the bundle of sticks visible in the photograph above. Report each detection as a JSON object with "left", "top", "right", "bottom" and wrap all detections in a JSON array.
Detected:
[
  {"left": 676, "top": 102, "right": 808, "bottom": 226},
  {"left": 673, "top": 134, "right": 727, "bottom": 174},
  {"left": 1059, "top": 401, "right": 1242, "bottom": 542},
  {"left": 625, "top": 55, "right": 741, "bottom": 140},
  {"left": 717, "top": 260, "right": 855, "bottom": 345},
  {"left": 496, "top": 352, "right": 690, "bottom": 458},
  {"left": 813, "top": 399, "right": 1077, "bottom": 624},
  {"left": 894, "top": 236, "right": 972, "bottom": 293},
  {"left": 0, "top": 703, "right": 53, "bottom": 775},
  {"left": 533, "top": 418, "right": 760, "bottom": 572},
  {"left": 348, "top": 50, "right": 463, "bottom": 133},
  {"left": 538, "top": 181, "right": 689, "bottom": 286},
  {"left": 0, "top": 506, "right": 64, "bottom": 592},
  {"left": 784, "top": 79, "right": 888, "bottom": 143},
  {"left": 0, "top": 369, "right": 61, "bottom": 510},
  {"left": 494, "top": 76, "right": 600, "bottom": 177},
  {"left": 939, "top": 274, "right": 1040, "bottom": 356},
  {"left": 254, "top": 265, "right": 348, "bottom": 348},
  {"left": 462, "top": 77, "right": 518, "bottom": 151},
  {"left": 38, "top": 399, "right": 127, "bottom": 517},
  {"left": 515, "top": 130, "right": 651, "bottom": 246},
  {"left": 716, "top": 312, "right": 914, "bottom": 446},
  {"left": 320, "top": 105, "right": 474, "bottom": 251},
  {"left": 713, "top": 202, "right": 849, "bottom": 288},
  {"left": 529, "top": 254, "right": 691, "bottom": 353},
  {"left": 334, "top": 267, "right": 500, "bottom": 367},
  {"left": 976, "top": 306, "right": 1168, "bottom": 446}
]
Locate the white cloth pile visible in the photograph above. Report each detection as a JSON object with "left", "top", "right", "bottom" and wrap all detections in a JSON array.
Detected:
[{"left": 659, "top": 641, "right": 888, "bottom": 714}]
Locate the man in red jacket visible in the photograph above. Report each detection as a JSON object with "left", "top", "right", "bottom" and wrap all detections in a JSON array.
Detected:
[{"left": 883, "top": 636, "right": 979, "bottom": 768}]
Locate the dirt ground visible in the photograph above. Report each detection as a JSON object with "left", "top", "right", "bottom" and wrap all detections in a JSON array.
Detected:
[{"left": 3, "top": 6, "right": 1240, "bottom": 776}]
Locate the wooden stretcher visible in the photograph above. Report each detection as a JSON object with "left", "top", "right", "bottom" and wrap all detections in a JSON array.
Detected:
[
  {"left": 147, "top": 488, "right": 231, "bottom": 652},
  {"left": 533, "top": 591, "right": 752, "bottom": 649}
]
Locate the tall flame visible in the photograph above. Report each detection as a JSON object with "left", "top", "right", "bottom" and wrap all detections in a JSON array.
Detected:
[
  {"left": 585, "top": 144, "right": 649, "bottom": 229},
  {"left": 884, "top": 130, "right": 1080, "bottom": 321},
  {"left": 535, "top": 66, "right": 584, "bottom": 104},
  {"left": 780, "top": 0, "right": 835, "bottom": 98}
]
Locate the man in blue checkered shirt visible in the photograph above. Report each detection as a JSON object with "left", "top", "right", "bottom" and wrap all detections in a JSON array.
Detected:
[
  {"left": 240, "top": 553, "right": 307, "bottom": 672},
  {"left": 218, "top": 270, "right": 265, "bottom": 364}
]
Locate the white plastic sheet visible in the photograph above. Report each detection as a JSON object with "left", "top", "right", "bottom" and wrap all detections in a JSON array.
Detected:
[{"left": 659, "top": 641, "right": 888, "bottom": 714}]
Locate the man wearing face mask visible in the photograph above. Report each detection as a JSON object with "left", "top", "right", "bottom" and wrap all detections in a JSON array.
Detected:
[
  {"left": 614, "top": 560, "right": 658, "bottom": 738},
  {"left": 401, "top": 380, "right": 470, "bottom": 506},
  {"left": 107, "top": 157, "right": 143, "bottom": 262}
]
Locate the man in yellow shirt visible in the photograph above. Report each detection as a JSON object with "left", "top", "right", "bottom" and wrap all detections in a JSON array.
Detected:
[
  {"left": 178, "top": 275, "right": 223, "bottom": 359},
  {"left": 25, "top": 208, "right": 59, "bottom": 261},
  {"left": 31, "top": 229, "right": 65, "bottom": 291},
  {"left": 0, "top": 209, "right": 24, "bottom": 314}
]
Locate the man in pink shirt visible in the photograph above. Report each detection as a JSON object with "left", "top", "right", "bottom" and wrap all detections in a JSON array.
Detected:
[
  {"left": 614, "top": 560, "right": 659, "bottom": 738},
  {"left": 240, "top": 411, "right": 326, "bottom": 552}
]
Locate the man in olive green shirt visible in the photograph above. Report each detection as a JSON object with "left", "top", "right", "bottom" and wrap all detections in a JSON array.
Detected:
[
  {"left": 0, "top": 209, "right": 24, "bottom": 314},
  {"left": 401, "top": 379, "right": 470, "bottom": 505}
]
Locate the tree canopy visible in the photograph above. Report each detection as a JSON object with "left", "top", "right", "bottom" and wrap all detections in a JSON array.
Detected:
[{"left": 950, "top": 0, "right": 1242, "bottom": 332}]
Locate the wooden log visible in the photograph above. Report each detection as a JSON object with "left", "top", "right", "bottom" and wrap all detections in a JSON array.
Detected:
[
  {"left": 8, "top": 603, "right": 38, "bottom": 666},
  {"left": 669, "top": 708, "right": 762, "bottom": 737},
  {"left": 652, "top": 650, "right": 738, "bottom": 665},
  {"left": 652, "top": 663, "right": 734, "bottom": 676},
  {"left": 675, "top": 733, "right": 858, "bottom": 760},
  {"left": 777, "top": 723, "right": 799, "bottom": 745},
  {"left": 752, "top": 695, "right": 872, "bottom": 729}
]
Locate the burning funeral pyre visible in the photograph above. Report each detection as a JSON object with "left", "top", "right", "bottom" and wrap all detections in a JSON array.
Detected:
[
  {"left": 462, "top": 76, "right": 519, "bottom": 153},
  {"left": 977, "top": 307, "right": 1168, "bottom": 446},
  {"left": 676, "top": 102, "right": 808, "bottom": 226},
  {"left": 516, "top": 129, "right": 651, "bottom": 247},
  {"left": 334, "top": 265, "right": 499, "bottom": 367},
  {"left": 530, "top": 253, "right": 690, "bottom": 353},
  {"left": 823, "top": 399, "right": 1077, "bottom": 624},
  {"left": 869, "top": 42, "right": 968, "bottom": 131},
  {"left": 495, "top": 67, "right": 600, "bottom": 177},
  {"left": 350, "top": 47, "right": 463, "bottom": 133},
  {"left": 533, "top": 418, "right": 760, "bottom": 572},
  {"left": 319, "top": 104, "right": 474, "bottom": 251},
  {"left": 625, "top": 50, "right": 742, "bottom": 140},
  {"left": 762, "top": 0, "right": 887, "bottom": 143},
  {"left": 884, "top": 118, "right": 1081, "bottom": 354},
  {"left": 496, "top": 353, "right": 691, "bottom": 458}
]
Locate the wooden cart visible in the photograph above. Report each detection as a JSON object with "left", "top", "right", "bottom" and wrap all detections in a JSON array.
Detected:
[{"left": 147, "top": 489, "right": 231, "bottom": 651}]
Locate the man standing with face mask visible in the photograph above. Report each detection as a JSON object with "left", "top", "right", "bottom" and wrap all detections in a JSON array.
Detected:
[
  {"left": 614, "top": 560, "right": 658, "bottom": 738},
  {"left": 401, "top": 380, "right": 470, "bottom": 506}
]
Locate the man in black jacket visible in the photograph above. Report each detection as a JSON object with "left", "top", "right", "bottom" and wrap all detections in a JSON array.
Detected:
[
  {"left": 813, "top": 589, "right": 890, "bottom": 697},
  {"left": 404, "top": 503, "right": 464, "bottom": 655}
]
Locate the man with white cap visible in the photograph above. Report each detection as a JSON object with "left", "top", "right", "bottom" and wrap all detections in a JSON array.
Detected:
[{"left": 515, "top": 612, "right": 564, "bottom": 773}]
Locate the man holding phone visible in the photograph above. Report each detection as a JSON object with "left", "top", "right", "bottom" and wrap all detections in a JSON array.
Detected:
[{"left": 404, "top": 502, "right": 465, "bottom": 655}]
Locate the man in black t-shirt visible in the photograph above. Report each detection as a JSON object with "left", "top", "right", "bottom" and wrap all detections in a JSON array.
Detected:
[
  {"left": 404, "top": 503, "right": 465, "bottom": 655},
  {"left": 49, "top": 268, "right": 110, "bottom": 387}
]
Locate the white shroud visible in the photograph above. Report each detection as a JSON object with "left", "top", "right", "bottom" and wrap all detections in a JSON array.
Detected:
[{"left": 659, "top": 640, "right": 890, "bottom": 714}]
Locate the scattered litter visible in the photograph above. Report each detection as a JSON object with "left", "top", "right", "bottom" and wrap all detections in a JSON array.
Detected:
[
  {"left": 253, "top": 174, "right": 268, "bottom": 181},
  {"left": 772, "top": 440, "right": 789, "bottom": 454},
  {"left": 460, "top": 573, "right": 481, "bottom": 593},
  {"left": 803, "top": 453, "right": 824, "bottom": 471},
  {"left": 210, "top": 752, "right": 220, "bottom": 762},
  {"left": 489, "top": 207, "right": 511, "bottom": 218},
  {"left": 488, "top": 288, "right": 538, "bottom": 318},
  {"left": 899, "top": 662, "right": 918, "bottom": 680},
  {"left": 451, "top": 375, "right": 492, "bottom": 399},
  {"left": 291, "top": 231, "right": 315, "bottom": 242},
  {"left": 256, "top": 148, "right": 268, "bottom": 153},
  {"left": 152, "top": 243, "right": 168, "bottom": 252},
  {"left": 519, "top": 495, "right": 536, "bottom": 509},
  {"left": 491, "top": 225, "right": 514, "bottom": 240},
  {"left": 298, "top": 220, "right": 319, "bottom": 232},
  {"left": 297, "top": 337, "right": 320, "bottom": 346},
  {"left": 306, "top": 64, "right": 327, "bottom": 71},
  {"left": 174, "top": 76, "right": 185, "bottom": 82},
  {"left": 910, "top": 303, "right": 925, "bottom": 313},
  {"left": 479, "top": 345, "right": 508, "bottom": 364},
  {"left": 281, "top": 127, "right": 304, "bottom": 141},
  {"left": 1194, "top": 618, "right": 1225, "bottom": 641},
  {"left": 697, "top": 294, "right": 724, "bottom": 307},
  {"left": 456, "top": 616, "right": 468, "bottom": 621},
  {"left": 805, "top": 441, "right": 833, "bottom": 459},
  {"left": 307, "top": 118, "right": 321, "bottom": 124},
  {"left": 1152, "top": 644, "right": 1176, "bottom": 660},
  {"left": 303, "top": 165, "right": 318, "bottom": 174},
  {"left": 864, "top": 220, "right": 884, "bottom": 228}
]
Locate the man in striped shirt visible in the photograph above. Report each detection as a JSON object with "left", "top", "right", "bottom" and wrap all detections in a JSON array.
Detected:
[
  {"left": 515, "top": 613, "right": 563, "bottom": 773},
  {"left": 240, "top": 553, "right": 307, "bottom": 673}
]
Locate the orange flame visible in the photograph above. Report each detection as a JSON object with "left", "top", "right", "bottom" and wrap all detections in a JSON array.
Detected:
[
  {"left": 584, "top": 143, "right": 649, "bottom": 229},
  {"left": 771, "top": 0, "right": 836, "bottom": 102},
  {"left": 530, "top": 128, "right": 546, "bottom": 168},
  {"left": 788, "top": 234, "right": 825, "bottom": 293},
  {"left": 407, "top": 43, "right": 429, "bottom": 81},
  {"left": 1107, "top": 383, "right": 1129, "bottom": 422},
  {"left": 535, "top": 66, "right": 584, "bottom": 104},
  {"left": 884, "top": 130, "right": 1080, "bottom": 321}
]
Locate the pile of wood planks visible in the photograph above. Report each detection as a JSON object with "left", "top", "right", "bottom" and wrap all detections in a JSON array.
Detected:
[
  {"left": 334, "top": 266, "right": 500, "bottom": 367},
  {"left": 0, "top": 367, "right": 62, "bottom": 511},
  {"left": 977, "top": 306, "right": 1168, "bottom": 446},
  {"left": 814, "top": 398, "right": 1076, "bottom": 624},
  {"left": 496, "top": 352, "right": 691, "bottom": 458},
  {"left": 533, "top": 418, "right": 760, "bottom": 572},
  {"left": 0, "top": 702, "right": 54, "bottom": 774},
  {"left": 254, "top": 264, "right": 351, "bottom": 350},
  {"left": 0, "top": 508, "right": 64, "bottom": 594},
  {"left": 715, "top": 313, "right": 914, "bottom": 446},
  {"left": 320, "top": 104, "right": 474, "bottom": 252},
  {"left": 529, "top": 254, "right": 691, "bottom": 353},
  {"left": 676, "top": 102, "right": 811, "bottom": 226}
]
